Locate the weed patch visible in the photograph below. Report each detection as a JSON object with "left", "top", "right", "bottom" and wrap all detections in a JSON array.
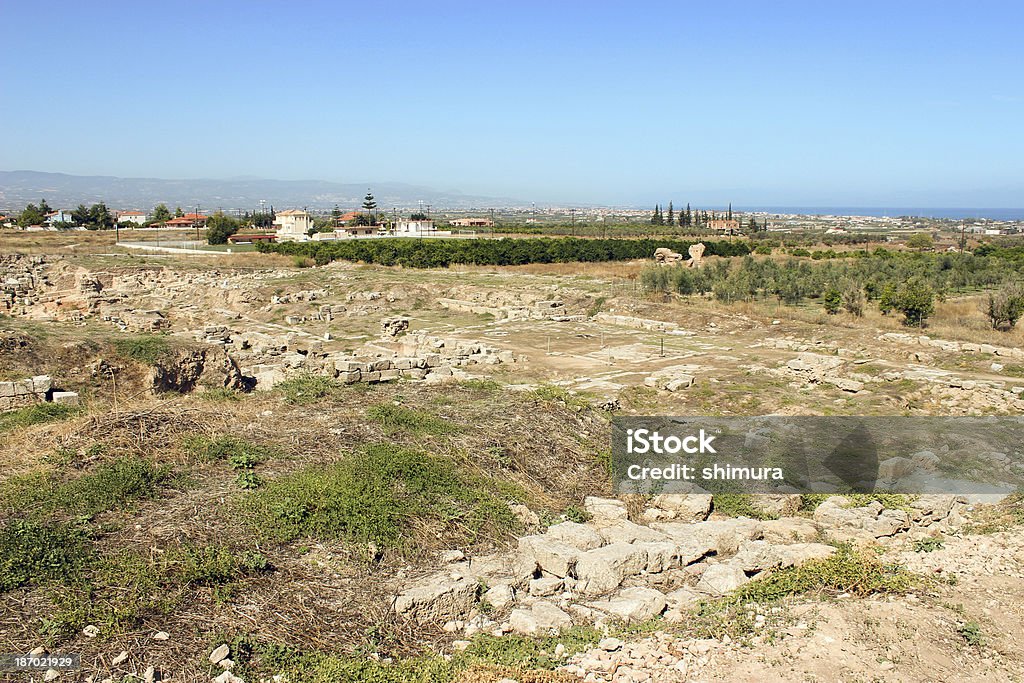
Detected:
[
  {"left": 799, "top": 493, "right": 916, "bottom": 513},
  {"left": 367, "top": 404, "right": 460, "bottom": 436},
  {"left": 227, "top": 627, "right": 601, "bottom": 682},
  {"left": 113, "top": 335, "right": 173, "bottom": 364},
  {"left": 242, "top": 444, "right": 516, "bottom": 549},
  {"left": 912, "top": 537, "right": 945, "bottom": 553},
  {"left": 0, "top": 402, "right": 79, "bottom": 433},
  {"left": 0, "top": 457, "right": 172, "bottom": 519},
  {"left": 726, "top": 545, "right": 915, "bottom": 604},
  {"left": 712, "top": 494, "right": 777, "bottom": 520},
  {"left": 276, "top": 373, "right": 342, "bottom": 404},
  {"left": 0, "top": 519, "right": 92, "bottom": 592}
]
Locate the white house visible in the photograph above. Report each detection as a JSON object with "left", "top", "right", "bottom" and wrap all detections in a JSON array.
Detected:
[
  {"left": 117, "top": 210, "right": 148, "bottom": 225},
  {"left": 274, "top": 209, "right": 313, "bottom": 241},
  {"left": 394, "top": 219, "right": 436, "bottom": 236}
]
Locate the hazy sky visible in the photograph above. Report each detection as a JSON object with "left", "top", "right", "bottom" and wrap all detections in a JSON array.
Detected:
[{"left": 2, "top": 0, "right": 1022, "bottom": 206}]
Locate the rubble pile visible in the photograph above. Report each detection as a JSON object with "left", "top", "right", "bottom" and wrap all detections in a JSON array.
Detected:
[{"left": 392, "top": 493, "right": 967, "bottom": 639}]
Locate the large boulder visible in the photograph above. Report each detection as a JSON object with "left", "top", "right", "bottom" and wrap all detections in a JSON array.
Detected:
[
  {"left": 584, "top": 496, "right": 629, "bottom": 524},
  {"left": 543, "top": 521, "right": 605, "bottom": 551},
  {"left": 517, "top": 536, "right": 580, "bottom": 579},
  {"left": 640, "top": 493, "right": 713, "bottom": 523},
  {"left": 594, "top": 519, "right": 670, "bottom": 545},
  {"left": 813, "top": 499, "right": 910, "bottom": 539},
  {"left": 586, "top": 587, "right": 668, "bottom": 625},
  {"left": 148, "top": 346, "right": 248, "bottom": 393},
  {"left": 695, "top": 564, "right": 749, "bottom": 596},
  {"left": 508, "top": 601, "right": 573, "bottom": 635},
  {"left": 732, "top": 540, "right": 783, "bottom": 573},
  {"left": 574, "top": 543, "right": 649, "bottom": 596},
  {"left": 652, "top": 518, "right": 764, "bottom": 555},
  {"left": 776, "top": 543, "right": 836, "bottom": 568},
  {"left": 394, "top": 574, "right": 479, "bottom": 624}
]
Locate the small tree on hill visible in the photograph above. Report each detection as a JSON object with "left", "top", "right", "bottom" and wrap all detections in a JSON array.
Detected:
[
  {"left": 842, "top": 283, "right": 865, "bottom": 317},
  {"left": 894, "top": 278, "right": 935, "bottom": 327},
  {"left": 906, "top": 233, "right": 934, "bottom": 251},
  {"left": 823, "top": 285, "right": 842, "bottom": 314},
  {"left": 986, "top": 284, "right": 1024, "bottom": 331}
]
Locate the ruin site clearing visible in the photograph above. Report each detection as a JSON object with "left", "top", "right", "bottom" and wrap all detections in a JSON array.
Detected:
[{"left": 1, "top": 231, "right": 1023, "bottom": 683}]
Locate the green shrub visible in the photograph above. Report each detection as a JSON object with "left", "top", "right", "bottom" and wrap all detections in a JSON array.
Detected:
[
  {"left": 958, "top": 621, "right": 984, "bottom": 647},
  {"left": 823, "top": 286, "right": 841, "bottom": 314},
  {"left": 242, "top": 444, "right": 516, "bottom": 548},
  {"left": 367, "top": 404, "right": 459, "bottom": 436},
  {"left": 724, "top": 545, "right": 915, "bottom": 604},
  {"left": 0, "top": 519, "right": 92, "bottom": 592},
  {"left": 0, "top": 457, "right": 171, "bottom": 519},
  {"left": 182, "top": 435, "right": 275, "bottom": 468},
  {"left": 563, "top": 505, "right": 591, "bottom": 523},
  {"left": 236, "top": 471, "right": 264, "bottom": 489},
  {"left": 912, "top": 537, "right": 945, "bottom": 553}
]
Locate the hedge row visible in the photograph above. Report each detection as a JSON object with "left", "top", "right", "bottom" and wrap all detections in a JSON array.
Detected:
[{"left": 255, "top": 237, "right": 751, "bottom": 268}]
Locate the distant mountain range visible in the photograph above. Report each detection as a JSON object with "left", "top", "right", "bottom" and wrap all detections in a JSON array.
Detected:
[{"left": 0, "top": 170, "right": 525, "bottom": 212}]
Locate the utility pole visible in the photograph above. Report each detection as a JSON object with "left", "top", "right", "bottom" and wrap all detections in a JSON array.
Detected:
[
  {"left": 489, "top": 208, "right": 494, "bottom": 239},
  {"left": 959, "top": 220, "right": 966, "bottom": 254},
  {"left": 570, "top": 208, "right": 576, "bottom": 236}
]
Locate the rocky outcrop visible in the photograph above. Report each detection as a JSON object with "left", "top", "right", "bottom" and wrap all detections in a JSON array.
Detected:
[{"left": 148, "top": 347, "right": 249, "bottom": 393}]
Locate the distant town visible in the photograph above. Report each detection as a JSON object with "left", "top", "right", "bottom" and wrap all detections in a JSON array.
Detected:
[{"left": 3, "top": 189, "right": 1022, "bottom": 253}]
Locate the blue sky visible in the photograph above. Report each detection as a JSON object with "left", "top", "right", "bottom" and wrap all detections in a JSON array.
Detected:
[{"left": 2, "top": 0, "right": 1022, "bottom": 206}]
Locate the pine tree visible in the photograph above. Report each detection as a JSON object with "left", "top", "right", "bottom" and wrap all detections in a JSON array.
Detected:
[{"left": 666, "top": 202, "right": 674, "bottom": 226}]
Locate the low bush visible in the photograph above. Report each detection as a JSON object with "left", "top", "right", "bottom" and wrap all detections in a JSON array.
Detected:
[
  {"left": 367, "top": 403, "right": 459, "bottom": 436},
  {"left": 0, "top": 456, "right": 172, "bottom": 519},
  {"left": 0, "top": 519, "right": 92, "bottom": 592},
  {"left": 242, "top": 444, "right": 517, "bottom": 549}
]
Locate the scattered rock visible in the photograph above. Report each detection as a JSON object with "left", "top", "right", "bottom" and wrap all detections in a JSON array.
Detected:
[{"left": 209, "top": 644, "right": 230, "bottom": 665}]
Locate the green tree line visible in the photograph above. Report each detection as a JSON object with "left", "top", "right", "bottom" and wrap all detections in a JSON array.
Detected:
[{"left": 256, "top": 237, "right": 751, "bottom": 268}]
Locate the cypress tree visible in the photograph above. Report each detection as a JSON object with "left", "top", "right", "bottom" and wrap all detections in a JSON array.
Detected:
[{"left": 667, "top": 202, "right": 674, "bottom": 225}]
